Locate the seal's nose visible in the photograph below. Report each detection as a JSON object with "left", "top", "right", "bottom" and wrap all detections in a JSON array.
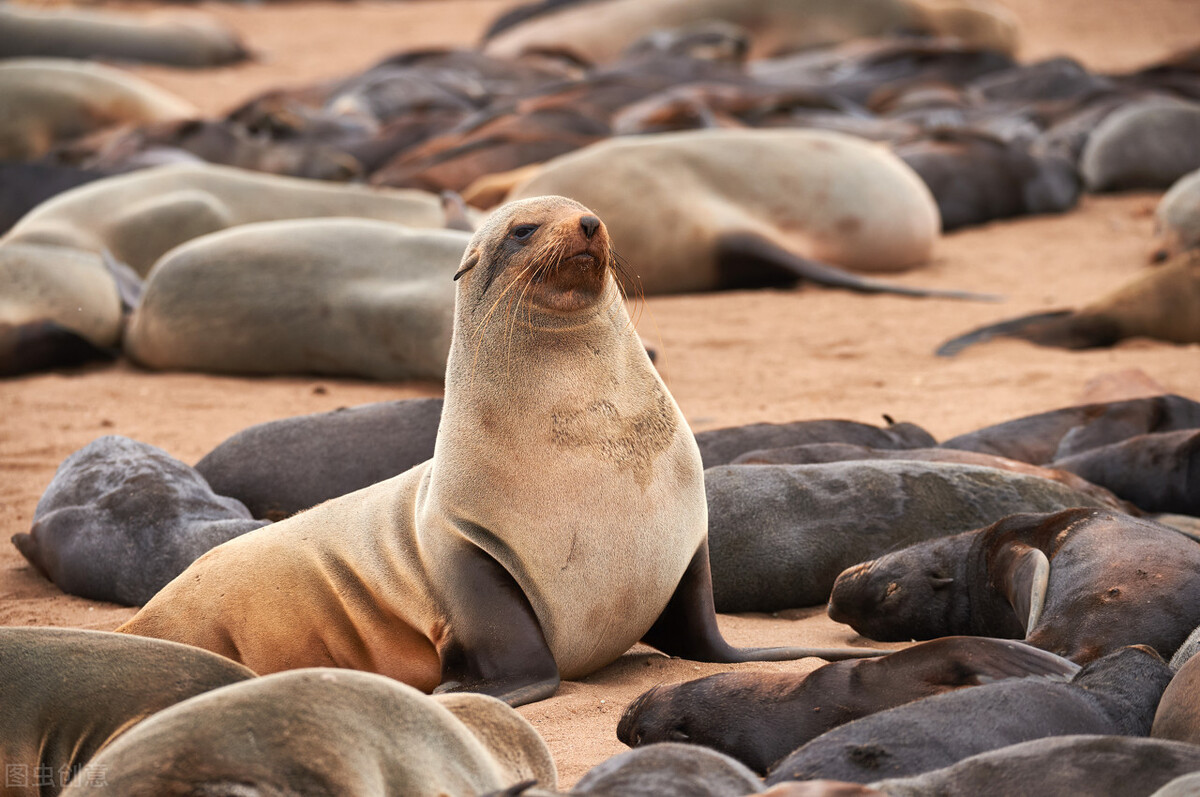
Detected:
[{"left": 579, "top": 215, "right": 600, "bottom": 239}]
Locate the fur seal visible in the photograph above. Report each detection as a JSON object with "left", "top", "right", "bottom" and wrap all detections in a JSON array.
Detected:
[
  {"left": 12, "top": 435, "right": 269, "bottom": 606},
  {"left": 117, "top": 196, "right": 881, "bottom": 707},
  {"left": 60, "top": 669, "right": 555, "bottom": 797},
  {"left": 482, "top": 0, "right": 1018, "bottom": 63},
  {"left": 0, "top": 58, "right": 195, "bottom": 161},
  {"left": 766, "top": 645, "right": 1171, "bottom": 785},
  {"left": 937, "top": 394, "right": 1200, "bottom": 465},
  {"left": 195, "top": 397, "right": 444, "bottom": 521},
  {"left": 125, "top": 219, "right": 468, "bottom": 381},
  {"left": 727, "top": 443, "right": 1130, "bottom": 511},
  {"left": 0, "top": 5, "right": 246, "bottom": 67},
  {"left": 4, "top": 162, "right": 453, "bottom": 276},
  {"left": 873, "top": 735, "right": 1200, "bottom": 797},
  {"left": 1, "top": 627, "right": 254, "bottom": 796},
  {"left": 1154, "top": 643, "right": 1200, "bottom": 746},
  {"left": 695, "top": 417, "right": 935, "bottom": 469},
  {"left": 1080, "top": 98, "right": 1200, "bottom": 192},
  {"left": 618, "top": 637, "right": 1080, "bottom": 774},
  {"left": 829, "top": 508, "right": 1200, "bottom": 663},
  {"left": 937, "top": 250, "right": 1200, "bottom": 353},
  {"left": 1051, "top": 429, "right": 1200, "bottom": 515},
  {"left": 508, "top": 129, "right": 994, "bottom": 299},
  {"left": 568, "top": 743, "right": 765, "bottom": 796},
  {"left": 1156, "top": 167, "right": 1200, "bottom": 261},
  {"left": 706, "top": 461, "right": 1118, "bottom": 612}
]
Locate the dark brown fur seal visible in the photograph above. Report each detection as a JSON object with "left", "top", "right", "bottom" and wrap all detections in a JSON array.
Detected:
[
  {"left": 829, "top": 508, "right": 1200, "bottom": 663},
  {"left": 1051, "top": 429, "right": 1200, "bottom": 515},
  {"left": 696, "top": 417, "right": 935, "bottom": 468},
  {"left": 1, "top": 627, "right": 254, "bottom": 797},
  {"left": 618, "top": 637, "right": 1079, "bottom": 774},
  {"left": 117, "top": 196, "right": 881, "bottom": 708}
]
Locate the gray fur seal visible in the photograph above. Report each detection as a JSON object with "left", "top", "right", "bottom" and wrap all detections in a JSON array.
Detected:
[
  {"left": 116, "top": 196, "right": 881, "bottom": 707},
  {"left": 1081, "top": 98, "right": 1200, "bottom": 192},
  {"left": 125, "top": 219, "right": 468, "bottom": 381},
  {"left": 12, "top": 435, "right": 269, "bottom": 606},
  {"left": 1, "top": 627, "right": 254, "bottom": 797},
  {"left": 1156, "top": 167, "right": 1200, "bottom": 261},
  {"left": 60, "top": 669, "right": 556, "bottom": 797}
]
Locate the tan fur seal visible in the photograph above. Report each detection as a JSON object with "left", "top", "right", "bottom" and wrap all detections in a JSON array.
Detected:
[
  {"left": 4, "top": 162, "right": 454, "bottom": 276},
  {"left": 1, "top": 627, "right": 254, "bottom": 796},
  {"left": 1155, "top": 167, "right": 1200, "bottom": 261},
  {"left": 482, "top": 0, "right": 1017, "bottom": 64},
  {"left": 60, "top": 669, "right": 555, "bottom": 797},
  {"left": 937, "top": 249, "right": 1200, "bottom": 353},
  {"left": 125, "top": 219, "right": 467, "bottom": 380},
  {"left": 509, "top": 129, "right": 991, "bottom": 299},
  {"left": 0, "top": 5, "right": 247, "bottom": 68},
  {"left": 117, "top": 196, "right": 882, "bottom": 706},
  {"left": 0, "top": 58, "right": 195, "bottom": 161}
]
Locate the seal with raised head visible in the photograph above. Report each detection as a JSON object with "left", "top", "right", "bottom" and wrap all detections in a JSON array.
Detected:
[
  {"left": 618, "top": 637, "right": 1079, "bottom": 774},
  {"left": 508, "top": 128, "right": 993, "bottom": 299},
  {"left": 829, "top": 507, "right": 1200, "bottom": 663},
  {"left": 117, "top": 196, "right": 881, "bottom": 706},
  {"left": 60, "top": 669, "right": 555, "bottom": 797},
  {"left": 1, "top": 627, "right": 255, "bottom": 797},
  {"left": 766, "top": 645, "right": 1171, "bottom": 785}
]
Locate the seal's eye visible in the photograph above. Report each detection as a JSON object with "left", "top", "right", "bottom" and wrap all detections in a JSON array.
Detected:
[{"left": 509, "top": 224, "right": 539, "bottom": 242}]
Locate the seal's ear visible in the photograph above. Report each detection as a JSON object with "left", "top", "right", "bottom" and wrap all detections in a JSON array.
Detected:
[{"left": 453, "top": 250, "right": 480, "bottom": 281}]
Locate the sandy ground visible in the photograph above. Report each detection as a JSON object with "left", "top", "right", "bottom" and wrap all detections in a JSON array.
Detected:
[{"left": 3, "top": 0, "right": 1200, "bottom": 787}]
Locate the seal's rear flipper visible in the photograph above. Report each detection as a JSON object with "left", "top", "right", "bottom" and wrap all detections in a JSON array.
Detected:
[
  {"left": 990, "top": 542, "right": 1051, "bottom": 636},
  {"left": 714, "top": 232, "right": 1000, "bottom": 301},
  {"left": 641, "top": 541, "right": 888, "bottom": 663},
  {"left": 936, "top": 310, "right": 1122, "bottom": 356},
  {"left": 0, "top": 321, "right": 117, "bottom": 377}
]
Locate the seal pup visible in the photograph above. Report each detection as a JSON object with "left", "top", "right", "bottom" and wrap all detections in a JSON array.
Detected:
[
  {"left": 937, "top": 250, "right": 1200, "bottom": 353},
  {"left": 937, "top": 394, "right": 1200, "bottom": 465},
  {"left": 195, "top": 398, "right": 444, "bottom": 521},
  {"left": 618, "top": 637, "right": 1079, "bottom": 774},
  {"left": 12, "top": 435, "right": 269, "bottom": 606},
  {"left": 4, "top": 162, "right": 453, "bottom": 276},
  {"left": 124, "top": 219, "right": 468, "bottom": 381},
  {"left": 829, "top": 508, "right": 1200, "bottom": 663},
  {"left": 0, "top": 5, "right": 247, "bottom": 67},
  {"left": 695, "top": 417, "right": 935, "bottom": 469},
  {"left": 1080, "top": 98, "right": 1200, "bottom": 191},
  {"left": 765, "top": 645, "right": 1171, "bottom": 785},
  {"left": 1, "top": 627, "right": 255, "bottom": 797},
  {"left": 117, "top": 196, "right": 881, "bottom": 706},
  {"left": 872, "top": 735, "right": 1200, "bottom": 797},
  {"left": 1051, "top": 429, "right": 1200, "bottom": 516},
  {"left": 508, "top": 129, "right": 995, "bottom": 299},
  {"left": 1155, "top": 167, "right": 1200, "bottom": 261},
  {"left": 706, "top": 461, "right": 1118, "bottom": 612},
  {"left": 60, "top": 669, "right": 555, "bottom": 797},
  {"left": 0, "top": 58, "right": 195, "bottom": 161}
]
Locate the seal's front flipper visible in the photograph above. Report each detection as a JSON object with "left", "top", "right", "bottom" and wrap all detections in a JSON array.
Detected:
[
  {"left": 990, "top": 542, "right": 1051, "bottom": 636},
  {"left": 641, "top": 541, "right": 887, "bottom": 663},
  {"left": 441, "top": 190, "right": 476, "bottom": 232},
  {"left": 935, "top": 310, "right": 1122, "bottom": 356},
  {"left": 432, "top": 536, "right": 560, "bottom": 707},
  {"left": 714, "top": 232, "right": 1000, "bottom": 301},
  {"left": 101, "top": 249, "right": 144, "bottom": 314}
]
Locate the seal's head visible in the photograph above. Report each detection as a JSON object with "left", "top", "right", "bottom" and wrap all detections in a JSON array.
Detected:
[{"left": 453, "top": 195, "right": 614, "bottom": 316}]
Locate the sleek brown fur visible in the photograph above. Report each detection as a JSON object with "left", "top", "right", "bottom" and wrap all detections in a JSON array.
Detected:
[{"left": 118, "top": 196, "right": 881, "bottom": 706}]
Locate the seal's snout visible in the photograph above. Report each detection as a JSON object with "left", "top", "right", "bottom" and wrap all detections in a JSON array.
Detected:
[{"left": 580, "top": 215, "right": 600, "bottom": 240}]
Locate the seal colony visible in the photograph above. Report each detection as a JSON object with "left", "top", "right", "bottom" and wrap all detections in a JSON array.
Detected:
[{"left": 118, "top": 196, "right": 881, "bottom": 706}]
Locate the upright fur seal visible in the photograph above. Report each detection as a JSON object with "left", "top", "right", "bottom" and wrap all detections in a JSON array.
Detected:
[
  {"left": 4, "top": 162, "right": 452, "bottom": 276},
  {"left": 117, "top": 196, "right": 880, "bottom": 706},
  {"left": 125, "top": 219, "right": 467, "bottom": 381},
  {"left": 766, "top": 645, "right": 1172, "bottom": 785},
  {"left": 60, "top": 669, "right": 555, "bottom": 797},
  {"left": 509, "top": 129, "right": 993, "bottom": 299},
  {"left": 1, "top": 627, "right": 254, "bottom": 797},
  {"left": 12, "top": 435, "right": 269, "bottom": 606},
  {"left": 618, "top": 637, "right": 1080, "bottom": 774},
  {"left": 829, "top": 508, "right": 1200, "bottom": 663}
]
